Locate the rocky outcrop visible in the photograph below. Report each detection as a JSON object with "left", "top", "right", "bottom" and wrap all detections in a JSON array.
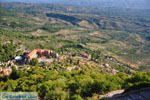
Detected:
[{"left": 110, "top": 87, "right": 150, "bottom": 100}]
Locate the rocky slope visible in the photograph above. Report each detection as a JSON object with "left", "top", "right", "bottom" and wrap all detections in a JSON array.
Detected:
[{"left": 102, "top": 87, "right": 150, "bottom": 100}]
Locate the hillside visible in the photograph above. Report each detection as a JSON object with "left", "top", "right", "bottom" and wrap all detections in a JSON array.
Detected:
[
  {"left": 0, "top": 3, "right": 150, "bottom": 70},
  {"left": 0, "top": 2, "right": 150, "bottom": 100}
]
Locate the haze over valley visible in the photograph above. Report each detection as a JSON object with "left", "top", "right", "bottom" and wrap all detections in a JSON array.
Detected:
[{"left": 1, "top": 0, "right": 150, "bottom": 9}]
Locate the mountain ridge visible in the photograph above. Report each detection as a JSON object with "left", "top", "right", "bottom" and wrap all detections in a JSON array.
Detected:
[{"left": 0, "top": 0, "right": 150, "bottom": 9}]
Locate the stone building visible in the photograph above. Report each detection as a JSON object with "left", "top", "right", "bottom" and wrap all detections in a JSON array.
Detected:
[{"left": 25, "top": 49, "right": 58, "bottom": 63}]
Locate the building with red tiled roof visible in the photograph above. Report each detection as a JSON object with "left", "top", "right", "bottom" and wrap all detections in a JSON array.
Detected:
[
  {"left": 25, "top": 49, "right": 38, "bottom": 62},
  {"left": 27, "top": 49, "right": 37, "bottom": 57},
  {"left": 42, "top": 49, "right": 50, "bottom": 57},
  {"left": 25, "top": 49, "right": 58, "bottom": 63},
  {"left": 37, "top": 49, "right": 43, "bottom": 57}
]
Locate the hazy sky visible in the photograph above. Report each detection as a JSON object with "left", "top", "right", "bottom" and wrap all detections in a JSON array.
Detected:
[{"left": 1, "top": 0, "right": 150, "bottom": 9}]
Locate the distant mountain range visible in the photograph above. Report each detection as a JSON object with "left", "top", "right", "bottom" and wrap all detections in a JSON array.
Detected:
[{"left": 0, "top": 0, "right": 150, "bottom": 9}]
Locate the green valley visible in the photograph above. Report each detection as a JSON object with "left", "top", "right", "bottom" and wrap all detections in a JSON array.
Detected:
[{"left": 0, "top": 2, "right": 150, "bottom": 100}]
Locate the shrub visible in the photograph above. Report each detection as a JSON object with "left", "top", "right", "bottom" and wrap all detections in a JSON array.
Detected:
[
  {"left": 30, "top": 58, "right": 39, "bottom": 66},
  {"left": 125, "top": 82, "right": 150, "bottom": 93},
  {"left": 70, "top": 94, "right": 83, "bottom": 100}
]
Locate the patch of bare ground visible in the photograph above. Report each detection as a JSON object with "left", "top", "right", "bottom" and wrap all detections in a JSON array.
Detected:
[
  {"left": 75, "top": 27, "right": 88, "bottom": 31},
  {"left": 31, "top": 17, "right": 47, "bottom": 25},
  {"left": 2, "top": 17, "right": 7, "bottom": 20},
  {"left": 78, "top": 20, "right": 98, "bottom": 28},
  {"left": 107, "top": 40, "right": 128, "bottom": 48},
  {"left": 136, "top": 49, "right": 141, "bottom": 54},
  {"left": 55, "top": 29, "right": 79, "bottom": 35},
  {"left": 49, "top": 18, "right": 56, "bottom": 23},
  {"left": 31, "top": 29, "right": 49, "bottom": 36},
  {"left": 86, "top": 43, "right": 106, "bottom": 50},
  {"left": 134, "top": 34, "right": 145, "bottom": 43},
  {"left": 89, "top": 31, "right": 99, "bottom": 36},
  {"left": 89, "top": 31, "right": 111, "bottom": 39},
  {"left": 58, "top": 19, "right": 73, "bottom": 25}
]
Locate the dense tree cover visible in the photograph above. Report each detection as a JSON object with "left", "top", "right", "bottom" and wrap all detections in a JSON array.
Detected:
[
  {"left": 124, "top": 72, "right": 150, "bottom": 92},
  {"left": 46, "top": 13, "right": 82, "bottom": 25},
  {"left": 10, "top": 21, "right": 33, "bottom": 28},
  {"left": 0, "top": 66, "right": 149, "bottom": 100},
  {"left": 0, "top": 43, "right": 16, "bottom": 62}
]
